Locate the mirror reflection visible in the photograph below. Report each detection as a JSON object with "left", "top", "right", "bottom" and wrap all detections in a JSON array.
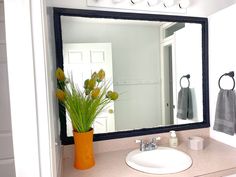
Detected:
[{"left": 60, "top": 16, "right": 203, "bottom": 136}]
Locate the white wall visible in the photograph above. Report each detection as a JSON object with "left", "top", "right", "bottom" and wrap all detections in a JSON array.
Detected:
[
  {"left": 174, "top": 23, "right": 203, "bottom": 124},
  {"left": 187, "top": 0, "right": 236, "bottom": 17},
  {"left": 61, "top": 17, "right": 162, "bottom": 130},
  {"left": 48, "top": 0, "right": 236, "bottom": 17},
  {"left": 209, "top": 4, "right": 236, "bottom": 147}
]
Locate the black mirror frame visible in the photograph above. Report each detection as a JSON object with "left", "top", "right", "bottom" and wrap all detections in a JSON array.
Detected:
[{"left": 53, "top": 7, "right": 209, "bottom": 145}]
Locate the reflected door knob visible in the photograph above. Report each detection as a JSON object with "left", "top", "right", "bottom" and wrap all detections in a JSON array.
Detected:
[{"left": 108, "top": 109, "right": 114, "bottom": 114}]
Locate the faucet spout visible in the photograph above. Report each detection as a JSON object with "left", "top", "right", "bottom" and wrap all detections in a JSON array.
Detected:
[{"left": 136, "top": 137, "right": 161, "bottom": 151}]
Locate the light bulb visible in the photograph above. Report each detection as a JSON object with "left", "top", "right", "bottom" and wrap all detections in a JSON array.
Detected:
[
  {"left": 130, "top": 0, "right": 143, "bottom": 4},
  {"left": 147, "top": 0, "right": 161, "bottom": 6},
  {"left": 163, "top": 0, "right": 176, "bottom": 7},
  {"left": 179, "top": 0, "right": 190, "bottom": 8},
  {"left": 112, "top": 0, "right": 123, "bottom": 3}
]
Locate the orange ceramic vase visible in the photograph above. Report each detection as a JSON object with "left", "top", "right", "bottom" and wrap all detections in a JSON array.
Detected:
[{"left": 73, "top": 129, "right": 95, "bottom": 170}]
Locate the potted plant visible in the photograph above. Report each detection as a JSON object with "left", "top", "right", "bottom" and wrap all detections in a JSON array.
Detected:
[{"left": 55, "top": 68, "right": 118, "bottom": 170}]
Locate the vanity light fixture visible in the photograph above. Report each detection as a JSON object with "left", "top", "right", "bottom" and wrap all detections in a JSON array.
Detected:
[
  {"left": 88, "top": 0, "right": 188, "bottom": 12},
  {"left": 163, "top": 0, "right": 176, "bottom": 7},
  {"left": 147, "top": 0, "right": 161, "bottom": 6},
  {"left": 130, "top": 0, "right": 143, "bottom": 4},
  {"left": 179, "top": 0, "right": 190, "bottom": 8}
]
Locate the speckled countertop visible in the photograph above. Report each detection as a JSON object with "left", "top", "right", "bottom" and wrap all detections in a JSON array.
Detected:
[{"left": 62, "top": 137, "right": 236, "bottom": 177}]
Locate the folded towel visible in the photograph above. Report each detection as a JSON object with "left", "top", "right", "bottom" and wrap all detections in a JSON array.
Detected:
[
  {"left": 213, "top": 89, "right": 236, "bottom": 136},
  {"left": 177, "top": 87, "right": 193, "bottom": 119}
]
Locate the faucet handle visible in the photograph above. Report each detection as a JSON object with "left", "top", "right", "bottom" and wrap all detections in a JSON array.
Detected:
[
  {"left": 135, "top": 139, "right": 143, "bottom": 144},
  {"left": 136, "top": 139, "right": 145, "bottom": 151},
  {"left": 152, "top": 137, "right": 161, "bottom": 142}
]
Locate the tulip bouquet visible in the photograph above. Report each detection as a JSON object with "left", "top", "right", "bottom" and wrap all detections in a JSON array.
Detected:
[{"left": 55, "top": 68, "right": 118, "bottom": 133}]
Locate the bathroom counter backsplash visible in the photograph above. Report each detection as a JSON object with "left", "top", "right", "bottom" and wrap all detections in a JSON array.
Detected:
[
  {"left": 64, "top": 128, "right": 210, "bottom": 156},
  {"left": 62, "top": 128, "right": 236, "bottom": 177}
]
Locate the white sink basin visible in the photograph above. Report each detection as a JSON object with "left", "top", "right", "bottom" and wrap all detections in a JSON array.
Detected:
[{"left": 126, "top": 147, "right": 192, "bottom": 174}]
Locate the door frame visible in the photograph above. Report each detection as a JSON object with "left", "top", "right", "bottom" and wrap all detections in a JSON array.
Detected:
[
  {"left": 4, "top": 0, "right": 56, "bottom": 177},
  {"left": 160, "top": 35, "right": 177, "bottom": 125}
]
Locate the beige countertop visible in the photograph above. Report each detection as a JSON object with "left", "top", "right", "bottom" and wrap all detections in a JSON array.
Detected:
[{"left": 62, "top": 138, "right": 236, "bottom": 177}]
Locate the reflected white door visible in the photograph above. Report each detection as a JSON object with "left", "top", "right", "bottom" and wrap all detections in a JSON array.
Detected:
[{"left": 63, "top": 43, "right": 115, "bottom": 135}]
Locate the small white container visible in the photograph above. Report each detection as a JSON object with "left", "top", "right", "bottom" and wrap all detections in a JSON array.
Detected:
[
  {"left": 188, "top": 136, "right": 204, "bottom": 150},
  {"left": 169, "top": 131, "right": 178, "bottom": 147}
]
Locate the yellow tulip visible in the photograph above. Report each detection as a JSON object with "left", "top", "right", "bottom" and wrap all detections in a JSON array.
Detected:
[
  {"left": 106, "top": 91, "right": 118, "bottom": 100},
  {"left": 106, "top": 91, "right": 113, "bottom": 98},
  {"left": 97, "top": 69, "right": 105, "bottom": 81},
  {"left": 56, "top": 89, "right": 66, "bottom": 101},
  {"left": 84, "top": 79, "right": 89, "bottom": 89},
  {"left": 91, "top": 88, "right": 100, "bottom": 99},
  {"left": 88, "top": 79, "right": 96, "bottom": 90},
  {"left": 91, "top": 72, "right": 98, "bottom": 80},
  {"left": 85, "top": 89, "right": 90, "bottom": 95},
  {"left": 110, "top": 92, "right": 119, "bottom": 100},
  {"left": 56, "top": 68, "right": 65, "bottom": 81}
]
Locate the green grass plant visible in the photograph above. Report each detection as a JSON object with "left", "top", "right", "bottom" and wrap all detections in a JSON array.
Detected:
[{"left": 55, "top": 68, "right": 118, "bottom": 133}]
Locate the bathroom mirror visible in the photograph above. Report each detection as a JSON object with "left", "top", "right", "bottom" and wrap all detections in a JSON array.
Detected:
[{"left": 54, "top": 8, "right": 209, "bottom": 145}]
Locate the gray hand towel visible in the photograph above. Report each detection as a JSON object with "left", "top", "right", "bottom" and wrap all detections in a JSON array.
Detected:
[
  {"left": 213, "top": 89, "right": 236, "bottom": 136},
  {"left": 177, "top": 88, "right": 193, "bottom": 119}
]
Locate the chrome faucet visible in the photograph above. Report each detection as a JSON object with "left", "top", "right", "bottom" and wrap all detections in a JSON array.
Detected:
[{"left": 136, "top": 137, "right": 161, "bottom": 151}]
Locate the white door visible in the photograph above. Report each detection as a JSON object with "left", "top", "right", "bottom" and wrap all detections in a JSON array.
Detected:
[{"left": 63, "top": 43, "right": 115, "bottom": 135}]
